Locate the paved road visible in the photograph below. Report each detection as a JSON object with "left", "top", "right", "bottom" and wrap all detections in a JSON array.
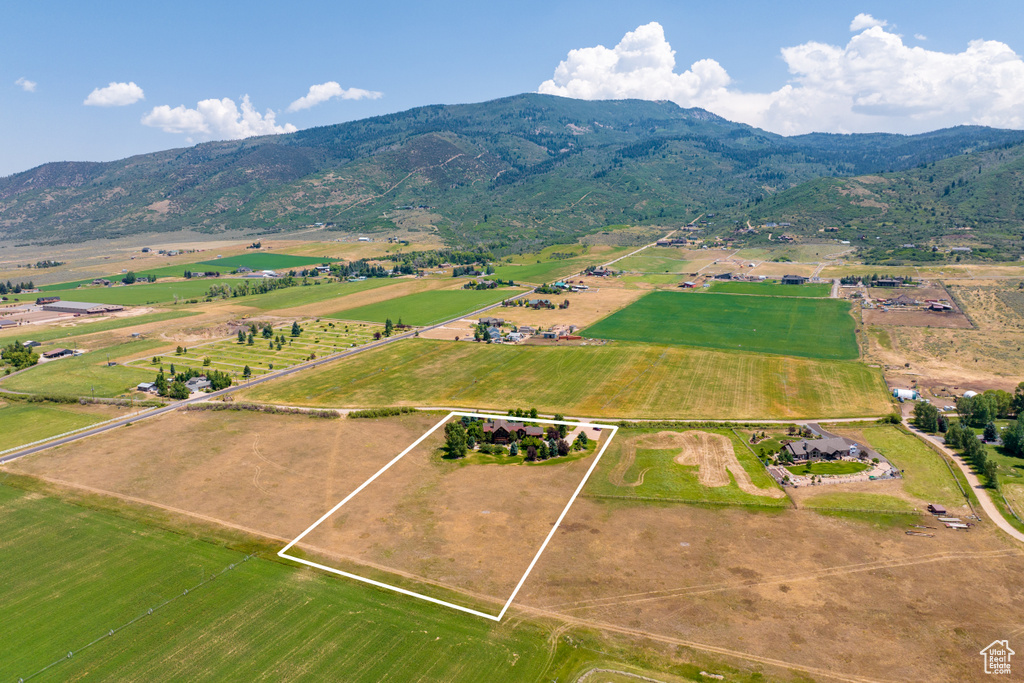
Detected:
[
  {"left": 902, "top": 420, "right": 1024, "bottom": 544},
  {"left": 0, "top": 289, "right": 535, "bottom": 465}
]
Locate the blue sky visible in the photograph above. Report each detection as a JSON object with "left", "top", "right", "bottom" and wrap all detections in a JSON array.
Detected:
[{"left": 3, "top": 0, "right": 1024, "bottom": 176}]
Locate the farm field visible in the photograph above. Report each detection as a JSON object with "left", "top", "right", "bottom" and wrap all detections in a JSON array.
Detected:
[
  {"left": 707, "top": 281, "right": 831, "bottom": 297},
  {"left": 195, "top": 252, "right": 332, "bottom": 270},
  {"left": 488, "top": 283, "right": 645, "bottom": 331},
  {"left": 233, "top": 277, "right": 399, "bottom": 311},
  {"left": 328, "top": 288, "right": 521, "bottom": 326},
  {"left": 521, "top": 497, "right": 1024, "bottom": 683},
  {"left": 1, "top": 340, "right": 163, "bottom": 397},
  {"left": 586, "top": 427, "right": 786, "bottom": 506},
  {"left": 0, "top": 401, "right": 126, "bottom": 453},
  {"left": 127, "top": 319, "right": 383, "bottom": 379},
  {"left": 7, "top": 280, "right": 215, "bottom": 306},
  {"left": 492, "top": 247, "right": 629, "bottom": 284},
  {"left": 296, "top": 414, "right": 608, "bottom": 608},
  {"left": 241, "top": 338, "right": 892, "bottom": 419},
  {"left": 583, "top": 291, "right": 859, "bottom": 360},
  {"left": 614, "top": 251, "right": 691, "bottom": 274},
  {"left": 0, "top": 483, "right": 563, "bottom": 682},
  {"left": 0, "top": 309, "right": 198, "bottom": 343},
  {"left": 827, "top": 425, "right": 968, "bottom": 509}
]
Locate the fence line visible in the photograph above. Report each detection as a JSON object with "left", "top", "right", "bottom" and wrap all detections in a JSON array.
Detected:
[{"left": 17, "top": 553, "right": 257, "bottom": 683}]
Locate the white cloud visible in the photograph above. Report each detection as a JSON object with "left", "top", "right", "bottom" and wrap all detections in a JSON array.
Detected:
[
  {"left": 141, "top": 95, "right": 297, "bottom": 139},
  {"left": 850, "top": 13, "right": 887, "bottom": 31},
  {"left": 84, "top": 81, "right": 145, "bottom": 107},
  {"left": 287, "top": 82, "right": 383, "bottom": 111},
  {"left": 914, "top": 33, "right": 928, "bottom": 41},
  {"left": 15, "top": 77, "right": 36, "bottom": 92},
  {"left": 538, "top": 21, "right": 1024, "bottom": 135}
]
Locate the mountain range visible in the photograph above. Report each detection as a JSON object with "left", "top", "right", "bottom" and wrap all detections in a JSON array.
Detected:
[{"left": 3, "top": 93, "right": 1024, "bottom": 252}]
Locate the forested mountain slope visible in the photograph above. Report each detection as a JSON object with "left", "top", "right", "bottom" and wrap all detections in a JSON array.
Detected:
[{"left": 2, "top": 93, "right": 1023, "bottom": 246}]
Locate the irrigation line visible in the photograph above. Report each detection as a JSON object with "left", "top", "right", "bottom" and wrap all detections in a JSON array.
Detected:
[{"left": 17, "top": 553, "right": 256, "bottom": 682}]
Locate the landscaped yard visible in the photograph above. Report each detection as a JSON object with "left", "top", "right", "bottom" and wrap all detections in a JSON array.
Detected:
[
  {"left": 583, "top": 290, "right": 858, "bottom": 360},
  {"left": 327, "top": 288, "right": 521, "bottom": 326},
  {"left": 785, "top": 460, "right": 870, "bottom": 476}
]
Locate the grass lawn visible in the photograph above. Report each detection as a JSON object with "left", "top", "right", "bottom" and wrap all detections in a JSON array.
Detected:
[
  {"left": 785, "top": 461, "right": 870, "bottom": 476},
  {"left": 195, "top": 252, "right": 332, "bottom": 270},
  {"left": 799, "top": 491, "right": 917, "bottom": 512},
  {"left": 830, "top": 425, "right": 966, "bottom": 508},
  {"left": 242, "top": 338, "right": 891, "bottom": 420},
  {"left": 708, "top": 281, "right": 832, "bottom": 297},
  {"left": 7, "top": 280, "right": 215, "bottom": 306},
  {"left": 328, "top": 288, "right": 520, "bottom": 326},
  {"left": 0, "top": 482, "right": 559, "bottom": 682},
  {"left": 2, "top": 340, "right": 162, "bottom": 397},
  {"left": 0, "top": 402, "right": 115, "bottom": 452},
  {"left": 583, "top": 290, "right": 858, "bottom": 360},
  {"left": 621, "top": 273, "right": 685, "bottom": 286},
  {"left": 0, "top": 310, "right": 198, "bottom": 344},
  {"left": 614, "top": 253, "right": 692, "bottom": 274},
  {"left": 587, "top": 428, "right": 786, "bottom": 506}
]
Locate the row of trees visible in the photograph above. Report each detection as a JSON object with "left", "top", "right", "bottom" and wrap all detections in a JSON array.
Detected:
[
  {"left": 0, "top": 281, "right": 34, "bottom": 295},
  {"left": 957, "top": 386, "right": 1024, "bottom": 426},
  {"left": 206, "top": 276, "right": 298, "bottom": 299},
  {"left": 945, "top": 423, "right": 999, "bottom": 486}
]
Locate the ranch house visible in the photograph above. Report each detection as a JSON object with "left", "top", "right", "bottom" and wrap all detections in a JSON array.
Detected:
[
  {"left": 482, "top": 419, "right": 544, "bottom": 444},
  {"left": 781, "top": 274, "right": 808, "bottom": 285},
  {"left": 783, "top": 437, "right": 856, "bottom": 462}
]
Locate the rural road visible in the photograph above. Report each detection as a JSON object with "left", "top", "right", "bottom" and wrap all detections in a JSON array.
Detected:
[
  {"left": 903, "top": 420, "right": 1024, "bottom": 544},
  {"left": 0, "top": 289, "right": 535, "bottom": 465}
]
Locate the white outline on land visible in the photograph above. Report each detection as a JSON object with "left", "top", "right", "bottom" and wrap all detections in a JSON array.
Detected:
[{"left": 278, "top": 411, "right": 618, "bottom": 621}]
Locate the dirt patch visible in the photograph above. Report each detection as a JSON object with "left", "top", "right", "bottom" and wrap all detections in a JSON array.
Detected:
[
  {"left": 638, "top": 431, "right": 783, "bottom": 498},
  {"left": 863, "top": 308, "right": 972, "bottom": 328},
  {"left": 497, "top": 284, "right": 644, "bottom": 330}
]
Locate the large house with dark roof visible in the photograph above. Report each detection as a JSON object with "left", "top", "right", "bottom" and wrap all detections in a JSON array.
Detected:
[
  {"left": 482, "top": 419, "right": 545, "bottom": 444},
  {"left": 783, "top": 437, "right": 856, "bottom": 462}
]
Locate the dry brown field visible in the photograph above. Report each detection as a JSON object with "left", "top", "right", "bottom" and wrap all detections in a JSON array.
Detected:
[
  {"left": 747, "top": 262, "right": 818, "bottom": 278},
  {"left": 518, "top": 499, "right": 1024, "bottom": 683},
  {"left": 5, "top": 409, "right": 605, "bottom": 610},
  {"left": 4, "top": 410, "right": 443, "bottom": 544},
  {"left": 862, "top": 308, "right": 972, "bottom": 328},
  {"left": 494, "top": 284, "right": 644, "bottom": 330}
]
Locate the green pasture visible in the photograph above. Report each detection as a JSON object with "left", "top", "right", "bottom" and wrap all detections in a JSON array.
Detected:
[
  {"left": 830, "top": 425, "right": 965, "bottom": 508},
  {"left": 492, "top": 247, "right": 628, "bottom": 284},
  {"left": 621, "top": 273, "right": 684, "bottom": 286},
  {"left": 2, "top": 340, "right": 161, "bottom": 397},
  {"left": 7, "top": 280, "right": 214, "bottom": 306},
  {"left": 328, "top": 288, "right": 520, "bottom": 326},
  {"left": 614, "top": 252, "right": 691, "bottom": 274},
  {"left": 0, "top": 403, "right": 113, "bottom": 452},
  {"left": 196, "top": 252, "right": 331, "bottom": 270},
  {"left": 785, "top": 461, "right": 869, "bottom": 475},
  {"left": 587, "top": 428, "right": 786, "bottom": 505},
  {"left": 236, "top": 277, "right": 398, "bottom": 311},
  {"left": 0, "top": 483, "right": 553, "bottom": 682},
  {"left": 242, "top": 338, "right": 892, "bottom": 420},
  {"left": 583, "top": 291, "right": 858, "bottom": 360},
  {"left": 0, "top": 310, "right": 197, "bottom": 343},
  {"left": 708, "top": 281, "right": 832, "bottom": 297},
  {"left": 131, "top": 320, "right": 382, "bottom": 379}
]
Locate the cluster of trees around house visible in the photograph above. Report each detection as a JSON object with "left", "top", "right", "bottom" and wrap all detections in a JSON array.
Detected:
[
  {"left": 1, "top": 341, "right": 39, "bottom": 373},
  {"left": 381, "top": 248, "right": 494, "bottom": 271},
  {"left": 183, "top": 270, "right": 221, "bottom": 279},
  {"left": 120, "top": 272, "right": 157, "bottom": 285},
  {"left": 839, "top": 273, "right": 916, "bottom": 285},
  {"left": 151, "top": 367, "right": 232, "bottom": 399},
  {"left": 330, "top": 260, "right": 394, "bottom": 278},
  {"left": 534, "top": 283, "right": 563, "bottom": 294},
  {"left": 442, "top": 413, "right": 588, "bottom": 462},
  {"left": 462, "top": 279, "right": 500, "bottom": 290},
  {"left": 0, "top": 281, "right": 35, "bottom": 295}
]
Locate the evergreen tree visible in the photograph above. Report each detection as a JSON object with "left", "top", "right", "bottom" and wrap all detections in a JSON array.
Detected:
[
  {"left": 291, "top": 321, "right": 301, "bottom": 337},
  {"left": 243, "top": 365, "right": 252, "bottom": 379}
]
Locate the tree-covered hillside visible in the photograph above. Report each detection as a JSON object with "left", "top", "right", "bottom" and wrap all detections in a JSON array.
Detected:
[
  {"left": 749, "top": 138, "right": 1024, "bottom": 261},
  {"left": 2, "top": 93, "right": 1023, "bottom": 247}
]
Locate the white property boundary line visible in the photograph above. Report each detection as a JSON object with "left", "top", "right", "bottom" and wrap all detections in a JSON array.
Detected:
[{"left": 278, "top": 411, "right": 618, "bottom": 621}]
